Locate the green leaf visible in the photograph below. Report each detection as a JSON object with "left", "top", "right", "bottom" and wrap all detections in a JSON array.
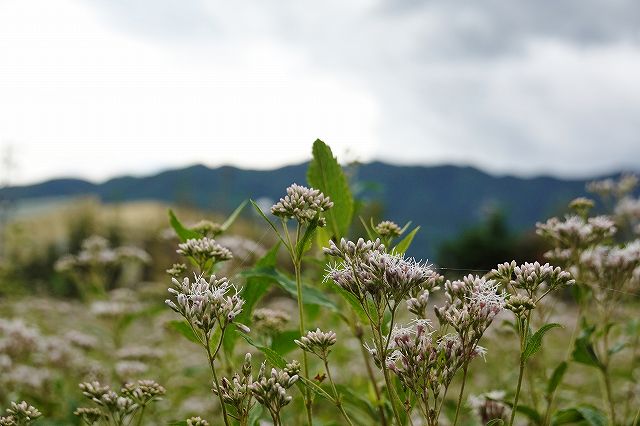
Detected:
[
  {"left": 486, "top": 420, "right": 504, "bottom": 426},
  {"left": 296, "top": 220, "right": 318, "bottom": 260},
  {"left": 546, "top": 361, "right": 568, "bottom": 397},
  {"left": 223, "top": 244, "right": 281, "bottom": 354},
  {"left": 393, "top": 226, "right": 420, "bottom": 254},
  {"left": 239, "top": 266, "right": 338, "bottom": 312},
  {"left": 328, "top": 281, "right": 369, "bottom": 325},
  {"left": 571, "top": 326, "right": 602, "bottom": 369},
  {"left": 248, "top": 403, "right": 263, "bottom": 426},
  {"left": 271, "top": 330, "right": 300, "bottom": 355},
  {"left": 250, "top": 200, "right": 289, "bottom": 251},
  {"left": 515, "top": 405, "right": 542, "bottom": 424},
  {"left": 552, "top": 405, "right": 607, "bottom": 426},
  {"left": 221, "top": 200, "right": 247, "bottom": 231},
  {"left": 334, "top": 384, "right": 378, "bottom": 422},
  {"left": 239, "top": 332, "right": 286, "bottom": 368},
  {"left": 167, "top": 320, "right": 201, "bottom": 345},
  {"left": 307, "top": 139, "right": 354, "bottom": 239},
  {"left": 523, "top": 323, "right": 562, "bottom": 361},
  {"left": 359, "top": 216, "right": 376, "bottom": 240},
  {"left": 168, "top": 209, "right": 200, "bottom": 242}
]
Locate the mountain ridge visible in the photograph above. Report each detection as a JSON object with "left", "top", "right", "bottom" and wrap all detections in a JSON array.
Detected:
[{"left": 0, "top": 162, "right": 628, "bottom": 257}]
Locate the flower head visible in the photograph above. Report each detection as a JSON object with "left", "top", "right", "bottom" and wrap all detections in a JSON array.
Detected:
[
  {"left": 165, "top": 275, "right": 247, "bottom": 336},
  {"left": 271, "top": 183, "right": 333, "bottom": 225},
  {"left": 295, "top": 329, "right": 337, "bottom": 360},
  {"left": 177, "top": 237, "right": 232, "bottom": 266}
]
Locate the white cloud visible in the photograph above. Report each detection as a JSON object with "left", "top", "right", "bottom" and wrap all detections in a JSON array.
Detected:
[{"left": 1, "top": 0, "right": 639, "bottom": 184}]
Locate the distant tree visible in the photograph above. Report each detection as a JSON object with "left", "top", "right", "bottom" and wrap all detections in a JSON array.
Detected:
[{"left": 437, "top": 211, "right": 545, "bottom": 274}]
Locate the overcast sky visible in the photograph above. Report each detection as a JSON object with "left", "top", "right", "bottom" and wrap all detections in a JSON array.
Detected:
[{"left": 1, "top": 0, "right": 639, "bottom": 185}]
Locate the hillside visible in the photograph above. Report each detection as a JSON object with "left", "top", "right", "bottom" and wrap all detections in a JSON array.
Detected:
[{"left": 0, "top": 162, "right": 613, "bottom": 257}]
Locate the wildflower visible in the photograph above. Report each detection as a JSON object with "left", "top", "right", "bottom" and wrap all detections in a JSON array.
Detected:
[
  {"left": 324, "top": 238, "right": 436, "bottom": 303},
  {"left": 74, "top": 407, "right": 106, "bottom": 424},
  {"left": 375, "top": 220, "right": 402, "bottom": 238},
  {"left": 587, "top": 174, "right": 638, "bottom": 199},
  {"left": 489, "top": 261, "right": 574, "bottom": 299},
  {"left": 252, "top": 308, "right": 290, "bottom": 336},
  {"left": 177, "top": 237, "right": 233, "bottom": 266},
  {"left": 121, "top": 380, "right": 166, "bottom": 405},
  {"left": 186, "top": 417, "right": 210, "bottom": 426},
  {"left": 536, "top": 215, "right": 616, "bottom": 249},
  {"left": 468, "top": 391, "right": 510, "bottom": 424},
  {"left": 0, "top": 401, "right": 42, "bottom": 425},
  {"left": 295, "top": 329, "right": 337, "bottom": 360},
  {"left": 191, "top": 220, "right": 223, "bottom": 237},
  {"left": 249, "top": 362, "right": 299, "bottom": 422},
  {"left": 569, "top": 197, "right": 595, "bottom": 215},
  {"left": 166, "top": 263, "right": 188, "bottom": 277},
  {"left": 435, "top": 275, "right": 505, "bottom": 340},
  {"left": 270, "top": 183, "right": 333, "bottom": 225},
  {"left": 165, "top": 275, "right": 247, "bottom": 337},
  {"left": 505, "top": 294, "right": 536, "bottom": 316}
]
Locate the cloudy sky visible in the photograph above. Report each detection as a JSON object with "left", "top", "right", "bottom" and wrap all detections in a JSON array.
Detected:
[{"left": 1, "top": 0, "right": 639, "bottom": 185}]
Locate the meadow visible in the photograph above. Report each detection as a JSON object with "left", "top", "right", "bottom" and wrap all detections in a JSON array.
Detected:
[{"left": 0, "top": 140, "right": 638, "bottom": 426}]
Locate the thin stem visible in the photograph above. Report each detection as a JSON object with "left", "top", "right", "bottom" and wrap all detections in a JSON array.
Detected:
[
  {"left": 134, "top": 406, "right": 145, "bottom": 426},
  {"left": 633, "top": 406, "right": 640, "bottom": 426},
  {"left": 324, "top": 358, "right": 355, "bottom": 426},
  {"left": 543, "top": 305, "right": 583, "bottom": 426},
  {"left": 206, "top": 335, "right": 231, "bottom": 426},
  {"left": 354, "top": 322, "right": 388, "bottom": 426},
  {"left": 599, "top": 366, "right": 616, "bottom": 426},
  {"left": 373, "top": 320, "right": 403, "bottom": 426},
  {"left": 294, "top": 261, "right": 313, "bottom": 426},
  {"left": 452, "top": 365, "right": 469, "bottom": 426},
  {"left": 509, "top": 313, "right": 531, "bottom": 426}
]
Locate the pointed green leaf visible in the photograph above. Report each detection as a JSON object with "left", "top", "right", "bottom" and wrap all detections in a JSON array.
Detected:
[
  {"left": 250, "top": 199, "right": 289, "bottom": 251},
  {"left": 359, "top": 216, "right": 376, "bottom": 241},
  {"left": 552, "top": 405, "right": 606, "bottom": 426},
  {"left": 221, "top": 200, "right": 247, "bottom": 231},
  {"left": 223, "top": 244, "right": 281, "bottom": 354},
  {"left": 523, "top": 323, "right": 562, "bottom": 361},
  {"left": 328, "top": 281, "right": 369, "bottom": 325},
  {"left": 167, "top": 320, "right": 201, "bottom": 345},
  {"left": 307, "top": 139, "right": 354, "bottom": 239},
  {"left": 546, "top": 361, "right": 568, "bottom": 397},
  {"left": 271, "top": 330, "right": 300, "bottom": 355},
  {"left": 168, "top": 209, "right": 200, "bottom": 242},
  {"left": 393, "top": 226, "right": 420, "bottom": 254},
  {"left": 239, "top": 266, "right": 338, "bottom": 312},
  {"left": 572, "top": 327, "right": 602, "bottom": 369}
]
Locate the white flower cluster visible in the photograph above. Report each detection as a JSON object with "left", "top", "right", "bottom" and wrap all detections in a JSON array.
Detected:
[
  {"left": 536, "top": 215, "right": 616, "bottom": 250},
  {"left": 295, "top": 328, "right": 337, "bottom": 360},
  {"left": 165, "top": 275, "right": 248, "bottom": 337},
  {"left": 248, "top": 361, "right": 300, "bottom": 420},
  {"left": 55, "top": 235, "right": 150, "bottom": 272},
  {"left": 324, "top": 238, "right": 437, "bottom": 303},
  {"left": 374, "top": 220, "right": 402, "bottom": 238},
  {"left": 0, "top": 401, "right": 42, "bottom": 425},
  {"left": 0, "top": 319, "right": 89, "bottom": 395},
  {"left": 76, "top": 380, "right": 165, "bottom": 425},
  {"left": 270, "top": 183, "right": 333, "bottom": 225},
  {"left": 435, "top": 275, "right": 505, "bottom": 341},
  {"left": 177, "top": 237, "right": 233, "bottom": 266}
]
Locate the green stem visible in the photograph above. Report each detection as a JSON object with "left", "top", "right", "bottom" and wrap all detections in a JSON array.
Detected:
[
  {"left": 354, "top": 323, "right": 388, "bottom": 426},
  {"left": 206, "top": 337, "right": 231, "bottom": 426},
  {"left": 324, "top": 359, "right": 355, "bottom": 426},
  {"left": 373, "top": 322, "right": 403, "bottom": 426},
  {"left": 134, "top": 405, "right": 145, "bottom": 426},
  {"left": 599, "top": 366, "right": 616, "bottom": 426},
  {"left": 452, "top": 365, "right": 469, "bottom": 426},
  {"left": 510, "top": 313, "right": 531, "bottom": 426},
  {"left": 294, "top": 261, "right": 313, "bottom": 426}
]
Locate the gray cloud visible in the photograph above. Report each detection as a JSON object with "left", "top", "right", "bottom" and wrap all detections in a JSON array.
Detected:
[{"left": 88, "top": 0, "right": 640, "bottom": 177}]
